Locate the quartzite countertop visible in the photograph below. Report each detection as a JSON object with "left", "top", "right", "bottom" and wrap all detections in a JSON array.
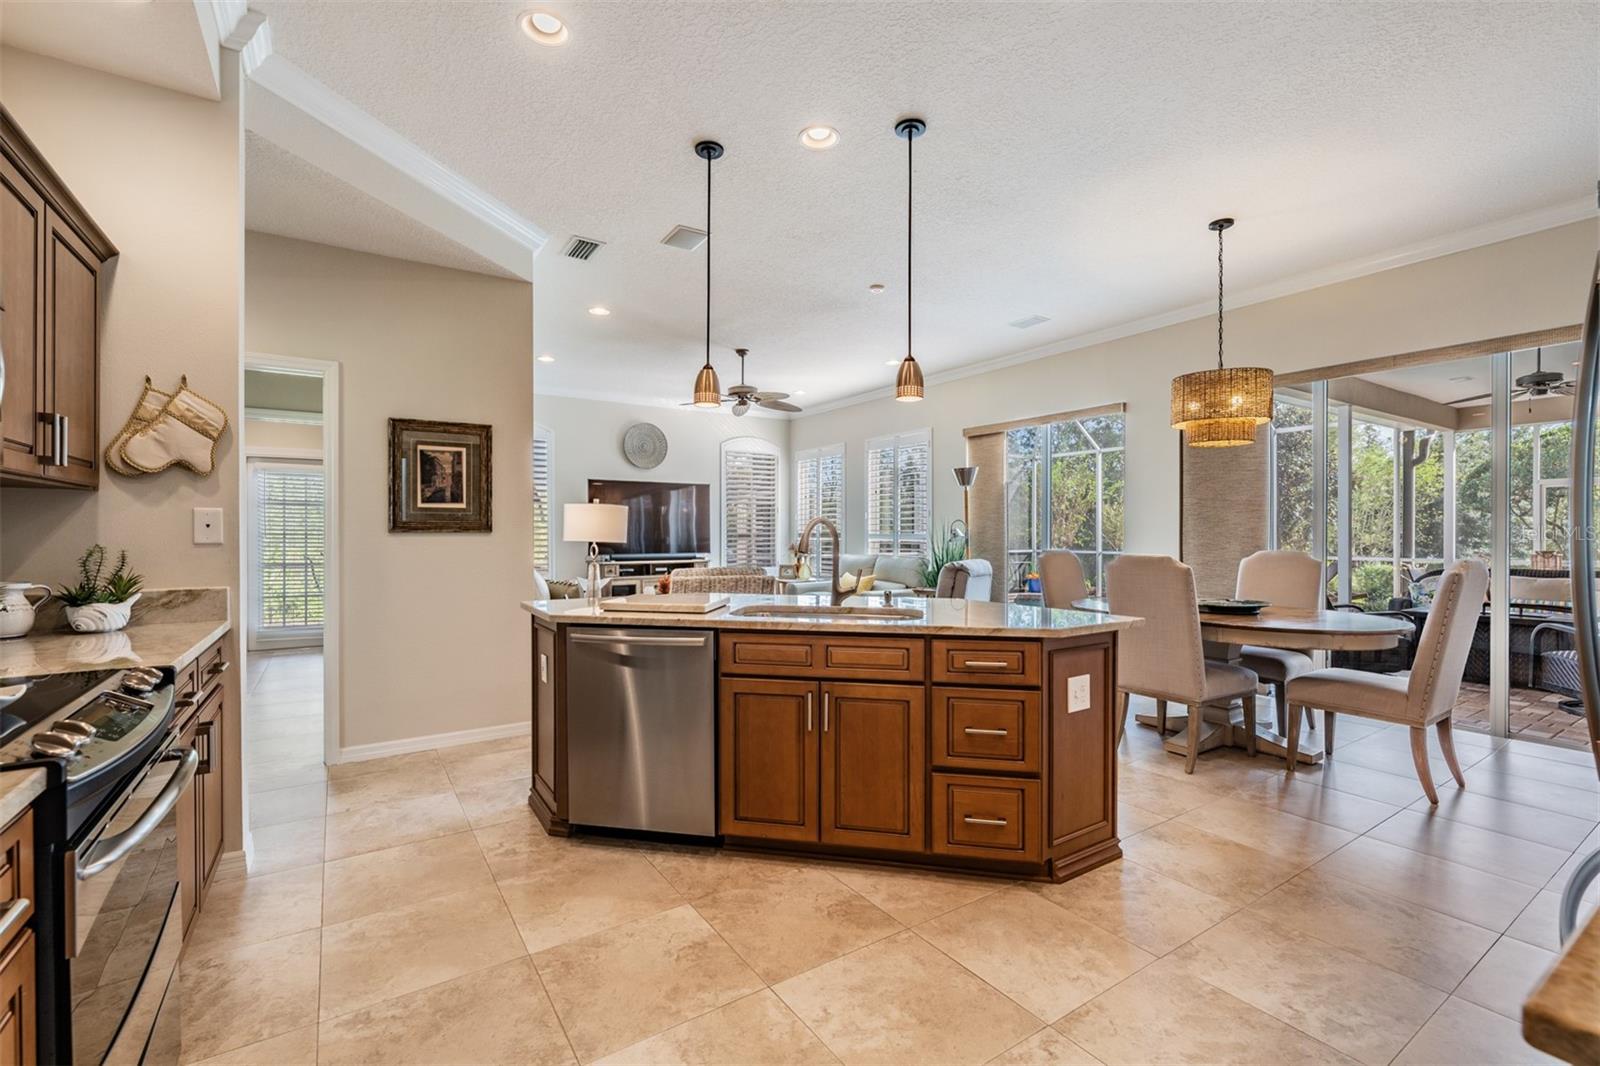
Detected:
[
  {"left": 523, "top": 593, "right": 1141, "bottom": 639},
  {"left": 0, "top": 768, "right": 46, "bottom": 827},
  {"left": 0, "top": 588, "right": 232, "bottom": 677}
]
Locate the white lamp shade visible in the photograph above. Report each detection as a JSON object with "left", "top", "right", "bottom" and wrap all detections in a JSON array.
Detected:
[{"left": 563, "top": 502, "right": 629, "bottom": 544}]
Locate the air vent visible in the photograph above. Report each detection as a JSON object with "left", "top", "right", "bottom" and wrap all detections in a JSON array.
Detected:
[
  {"left": 1009, "top": 314, "right": 1051, "bottom": 329},
  {"left": 563, "top": 236, "right": 605, "bottom": 260},
  {"left": 660, "top": 225, "right": 708, "bottom": 251}
]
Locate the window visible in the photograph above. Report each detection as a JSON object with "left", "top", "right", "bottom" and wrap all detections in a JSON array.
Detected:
[
  {"left": 532, "top": 425, "right": 553, "bottom": 575},
  {"left": 722, "top": 438, "right": 780, "bottom": 567},
  {"left": 249, "top": 460, "right": 325, "bottom": 648},
  {"left": 866, "top": 430, "right": 931, "bottom": 556},
  {"left": 1003, "top": 412, "right": 1123, "bottom": 595},
  {"left": 795, "top": 444, "right": 844, "bottom": 576}
]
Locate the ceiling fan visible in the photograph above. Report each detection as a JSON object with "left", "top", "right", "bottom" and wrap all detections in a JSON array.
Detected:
[
  {"left": 686, "top": 348, "right": 801, "bottom": 416},
  {"left": 1447, "top": 347, "right": 1576, "bottom": 406}
]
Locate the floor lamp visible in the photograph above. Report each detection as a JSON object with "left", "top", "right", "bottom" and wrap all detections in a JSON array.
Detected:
[{"left": 953, "top": 466, "right": 978, "bottom": 558}]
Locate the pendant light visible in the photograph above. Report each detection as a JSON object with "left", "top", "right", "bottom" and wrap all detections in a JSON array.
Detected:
[
  {"left": 691, "top": 140, "right": 725, "bottom": 408},
  {"left": 1169, "top": 218, "right": 1273, "bottom": 447},
  {"left": 893, "top": 118, "right": 926, "bottom": 401}
]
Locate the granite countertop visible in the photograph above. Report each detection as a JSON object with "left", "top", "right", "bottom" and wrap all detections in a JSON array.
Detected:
[
  {"left": 0, "top": 768, "right": 45, "bottom": 827},
  {"left": 0, "top": 588, "right": 230, "bottom": 677},
  {"left": 523, "top": 593, "right": 1140, "bottom": 639},
  {"left": 1524, "top": 900, "right": 1600, "bottom": 1062}
]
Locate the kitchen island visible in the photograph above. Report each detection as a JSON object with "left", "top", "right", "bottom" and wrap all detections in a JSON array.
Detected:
[{"left": 523, "top": 594, "right": 1139, "bottom": 883}]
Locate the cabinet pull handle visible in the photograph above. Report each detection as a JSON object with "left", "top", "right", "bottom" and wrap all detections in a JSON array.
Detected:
[
  {"left": 196, "top": 721, "right": 213, "bottom": 775},
  {"left": 805, "top": 691, "right": 813, "bottom": 733},
  {"left": 963, "top": 727, "right": 1009, "bottom": 736},
  {"left": 823, "top": 692, "right": 830, "bottom": 733},
  {"left": 56, "top": 414, "right": 69, "bottom": 466},
  {"left": 0, "top": 899, "right": 28, "bottom": 951},
  {"left": 963, "top": 815, "right": 1008, "bottom": 827},
  {"left": 961, "top": 660, "right": 1010, "bottom": 669},
  {"left": 208, "top": 660, "right": 231, "bottom": 676}
]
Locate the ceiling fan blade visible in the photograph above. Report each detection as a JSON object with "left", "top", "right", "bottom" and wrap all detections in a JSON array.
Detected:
[
  {"left": 758, "top": 399, "right": 802, "bottom": 413},
  {"left": 752, "top": 391, "right": 789, "bottom": 402},
  {"left": 1446, "top": 392, "right": 1494, "bottom": 405}
]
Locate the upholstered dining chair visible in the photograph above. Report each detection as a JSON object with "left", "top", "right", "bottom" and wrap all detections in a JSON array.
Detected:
[
  {"left": 1040, "top": 551, "right": 1090, "bottom": 610},
  {"left": 1106, "top": 554, "right": 1260, "bottom": 772},
  {"left": 1285, "top": 558, "right": 1488, "bottom": 803},
  {"left": 935, "top": 559, "right": 993, "bottom": 601},
  {"left": 1236, "top": 550, "right": 1324, "bottom": 736}
]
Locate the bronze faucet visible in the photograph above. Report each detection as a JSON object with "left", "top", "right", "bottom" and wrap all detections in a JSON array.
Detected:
[{"left": 796, "top": 517, "right": 846, "bottom": 606}]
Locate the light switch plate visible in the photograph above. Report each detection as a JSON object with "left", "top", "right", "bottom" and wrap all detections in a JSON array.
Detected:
[
  {"left": 193, "top": 507, "right": 224, "bottom": 544},
  {"left": 1068, "top": 674, "right": 1091, "bottom": 713}
]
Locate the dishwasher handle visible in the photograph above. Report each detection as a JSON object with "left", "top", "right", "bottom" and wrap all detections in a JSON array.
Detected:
[{"left": 569, "top": 632, "right": 711, "bottom": 648}]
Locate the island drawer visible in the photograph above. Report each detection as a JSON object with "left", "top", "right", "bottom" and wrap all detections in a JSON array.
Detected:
[
  {"left": 931, "top": 688, "right": 1040, "bottom": 773},
  {"left": 930, "top": 773, "right": 1042, "bottom": 863},
  {"left": 930, "top": 639, "right": 1040, "bottom": 687},
  {"left": 719, "top": 633, "right": 924, "bottom": 682}
]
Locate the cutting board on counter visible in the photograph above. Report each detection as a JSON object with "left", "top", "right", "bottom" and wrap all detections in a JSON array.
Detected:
[{"left": 598, "top": 593, "right": 731, "bottom": 614}]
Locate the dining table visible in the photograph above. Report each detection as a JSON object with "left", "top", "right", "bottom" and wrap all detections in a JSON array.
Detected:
[{"left": 1077, "top": 600, "right": 1415, "bottom": 765}]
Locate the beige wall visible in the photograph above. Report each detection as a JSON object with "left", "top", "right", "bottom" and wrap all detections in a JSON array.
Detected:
[
  {"left": 245, "top": 232, "right": 533, "bottom": 751},
  {"left": 533, "top": 394, "right": 788, "bottom": 577},
  {"left": 791, "top": 221, "right": 1599, "bottom": 575},
  {"left": 245, "top": 417, "right": 323, "bottom": 454}
]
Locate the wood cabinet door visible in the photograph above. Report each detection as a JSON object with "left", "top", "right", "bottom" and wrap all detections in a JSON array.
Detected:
[
  {"left": 197, "top": 687, "right": 225, "bottom": 886},
  {"left": 0, "top": 929, "right": 34, "bottom": 1066},
  {"left": 0, "top": 151, "right": 44, "bottom": 479},
  {"left": 718, "top": 678, "right": 818, "bottom": 842},
  {"left": 820, "top": 682, "right": 926, "bottom": 853},
  {"left": 42, "top": 207, "right": 98, "bottom": 487}
]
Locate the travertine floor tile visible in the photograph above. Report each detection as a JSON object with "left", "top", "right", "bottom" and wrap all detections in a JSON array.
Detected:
[
  {"left": 248, "top": 759, "right": 328, "bottom": 795},
  {"left": 454, "top": 775, "right": 538, "bottom": 829},
  {"left": 440, "top": 741, "right": 533, "bottom": 786},
  {"left": 1505, "top": 889, "right": 1600, "bottom": 952},
  {"left": 179, "top": 929, "right": 321, "bottom": 1062},
  {"left": 1367, "top": 808, "right": 1570, "bottom": 887},
  {"left": 827, "top": 863, "right": 1005, "bottom": 925},
  {"left": 533, "top": 905, "right": 763, "bottom": 1063},
  {"left": 326, "top": 750, "right": 442, "bottom": 782},
  {"left": 917, "top": 888, "right": 1154, "bottom": 1023},
  {"left": 321, "top": 830, "right": 495, "bottom": 925},
  {"left": 1171, "top": 910, "right": 1445, "bottom": 1066},
  {"left": 1313, "top": 760, "right": 1429, "bottom": 807},
  {"left": 1441, "top": 769, "right": 1600, "bottom": 819},
  {"left": 637, "top": 843, "right": 803, "bottom": 900},
  {"left": 1117, "top": 769, "right": 1221, "bottom": 819},
  {"left": 249, "top": 782, "right": 326, "bottom": 828},
  {"left": 191, "top": 1024, "right": 317, "bottom": 1065},
  {"left": 1119, "top": 820, "right": 1304, "bottom": 902},
  {"left": 1476, "top": 749, "right": 1600, "bottom": 792},
  {"left": 226, "top": 816, "right": 324, "bottom": 879},
  {"left": 693, "top": 866, "right": 902, "bottom": 983},
  {"left": 1057, "top": 956, "right": 1356, "bottom": 1065},
  {"left": 773, "top": 930, "right": 1042, "bottom": 1064},
  {"left": 473, "top": 816, "right": 564, "bottom": 880},
  {"left": 987, "top": 1027, "right": 1102, "bottom": 1065},
  {"left": 183, "top": 864, "right": 323, "bottom": 960},
  {"left": 1115, "top": 802, "right": 1167, "bottom": 835},
  {"left": 1410, "top": 788, "right": 1597, "bottom": 850},
  {"left": 496, "top": 844, "right": 684, "bottom": 953},
  {"left": 1250, "top": 869, "right": 1496, "bottom": 990},
  {"left": 1392, "top": 996, "right": 1560, "bottom": 1065},
  {"left": 1176, "top": 796, "right": 1356, "bottom": 865},
  {"left": 317, "top": 957, "right": 574, "bottom": 1065},
  {"left": 323, "top": 791, "right": 469, "bottom": 861},
  {"left": 595, "top": 989, "right": 838, "bottom": 1065},
  {"left": 1454, "top": 936, "right": 1560, "bottom": 1020},
  {"left": 1033, "top": 858, "right": 1235, "bottom": 955},
  {"left": 325, "top": 761, "right": 455, "bottom": 814},
  {"left": 318, "top": 885, "right": 525, "bottom": 1021},
  {"left": 1223, "top": 774, "right": 1399, "bottom": 834},
  {"left": 1313, "top": 837, "right": 1537, "bottom": 932}
]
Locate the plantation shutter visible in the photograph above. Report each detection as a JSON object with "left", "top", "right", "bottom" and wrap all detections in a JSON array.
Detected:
[
  {"left": 796, "top": 444, "right": 844, "bottom": 576},
  {"left": 723, "top": 445, "right": 779, "bottom": 566},
  {"left": 532, "top": 428, "right": 553, "bottom": 574},
  {"left": 866, "top": 430, "right": 931, "bottom": 555},
  {"left": 254, "top": 465, "right": 325, "bottom": 630}
]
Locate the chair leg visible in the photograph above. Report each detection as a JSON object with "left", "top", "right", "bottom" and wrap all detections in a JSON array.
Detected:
[
  {"left": 1436, "top": 718, "right": 1467, "bottom": 789},
  {"left": 1185, "top": 701, "right": 1202, "bottom": 774},
  {"left": 1240, "top": 697, "right": 1258, "bottom": 758},
  {"left": 1156, "top": 699, "right": 1168, "bottom": 735},
  {"left": 1285, "top": 700, "right": 1302, "bottom": 775},
  {"left": 1410, "top": 726, "right": 1439, "bottom": 805},
  {"left": 1323, "top": 710, "right": 1336, "bottom": 756},
  {"left": 1115, "top": 690, "right": 1130, "bottom": 746},
  {"left": 1274, "top": 683, "right": 1287, "bottom": 736}
]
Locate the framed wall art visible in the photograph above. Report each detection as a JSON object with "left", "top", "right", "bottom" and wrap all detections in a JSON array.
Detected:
[{"left": 388, "top": 418, "right": 493, "bottom": 532}]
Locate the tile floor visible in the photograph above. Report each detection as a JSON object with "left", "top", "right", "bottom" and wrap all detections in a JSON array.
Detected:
[
  {"left": 197, "top": 649, "right": 1598, "bottom": 1065},
  {"left": 1453, "top": 681, "right": 1593, "bottom": 748}
]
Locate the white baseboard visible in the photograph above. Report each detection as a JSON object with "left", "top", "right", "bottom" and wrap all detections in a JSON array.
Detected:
[{"left": 335, "top": 720, "right": 531, "bottom": 764}]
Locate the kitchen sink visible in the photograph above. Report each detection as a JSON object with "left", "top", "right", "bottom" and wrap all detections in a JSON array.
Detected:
[{"left": 730, "top": 604, "right": 924, "bottom": 620}]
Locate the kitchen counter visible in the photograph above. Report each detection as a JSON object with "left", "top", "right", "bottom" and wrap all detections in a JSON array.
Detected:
[
  {"left": 523, "top": 593, "right": 1140, "bottom": 639},
  {"left": 1524, "top": 900, "right": 1600, "bottom": 1063},
  {"left": 0, "top": 768, "right": 46, "bottom": 827},
  {"left": 0, "top": 588, "right": 231, "bottom": 677}
]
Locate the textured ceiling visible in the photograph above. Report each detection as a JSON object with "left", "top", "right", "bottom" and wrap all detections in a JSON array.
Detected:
[
  {"left": 245, "top": 132, "right": 518, "bottom": 279},
  {"left": 0, "top": 0, "right": 218, "bottom": 99},
  {"left": 250, "top": 1, "right": 1596, "bottom": 407}
]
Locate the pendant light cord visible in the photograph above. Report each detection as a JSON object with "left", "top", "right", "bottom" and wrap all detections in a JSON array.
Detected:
[
  {"left": 906, "top": 129, "right": 914, "bottom": 360},
  {"left": 705, "top": 151, "right": 712, "bottom": 368},
  {"left": 1216, "top": 223, "right": 1225, "bottom": 371}
]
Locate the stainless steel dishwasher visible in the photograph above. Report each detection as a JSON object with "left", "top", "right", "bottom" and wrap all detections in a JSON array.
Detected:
[{"left": 565, "top": 627, "right": 716, "bottom": 836}]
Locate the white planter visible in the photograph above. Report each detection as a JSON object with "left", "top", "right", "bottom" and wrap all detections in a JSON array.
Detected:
[{"left": 65, "top": 594, "right": 140, "bottom": 633}]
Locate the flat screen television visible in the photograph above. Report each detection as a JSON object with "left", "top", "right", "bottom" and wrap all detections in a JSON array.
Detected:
[{"left": 586, "top": 479, "right": 710, "bottom": 558}]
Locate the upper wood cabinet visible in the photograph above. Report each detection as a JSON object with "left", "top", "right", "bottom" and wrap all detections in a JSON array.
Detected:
[{"left": 0, "top": 104, "right": 116, "bottom": 489}]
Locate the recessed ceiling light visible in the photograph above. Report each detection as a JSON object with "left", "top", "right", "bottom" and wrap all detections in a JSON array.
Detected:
[
  {"left": 799, "top": 125, "right": 839, "bottom": 150},
  {"left": 519, "top": 10, "right": 569, "bottom": 46},
  {"left": 795, "top": 390, "right": 807, "bottom": 396},
  {"left": 884, "top": 359, "right": 900, "bottom": 367},
  {"left": 868, "top": 283, "right": 885, "bottom": 294},
  {"left": 587, "top": 306, "right": 610, "bottom": 316},
  {"left": 537, "top": 353, "right": 556, "bottom": 363}
]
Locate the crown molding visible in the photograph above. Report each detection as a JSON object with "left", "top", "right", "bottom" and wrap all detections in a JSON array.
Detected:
[{"left": 801, "top": 200, "right": 1599, "bottom": 418}]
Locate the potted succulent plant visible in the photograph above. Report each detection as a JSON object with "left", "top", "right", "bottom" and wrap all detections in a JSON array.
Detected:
[{"left": 56, "top": 545, "right": 144, "bottom": 633}]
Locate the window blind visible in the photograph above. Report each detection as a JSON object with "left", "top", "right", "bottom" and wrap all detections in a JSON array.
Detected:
[
  {"left": 532, "top": 428, "right": 553, "bottom": 575},
  {"left": 253, "top": 465, "right": 325, "bottom": 630},
  {"left": 723, "top": 445, "right": 780, "bottom": 566},
  {"left": 866, "top": 430, "right": 931, "bottom": 555},
  {"left": 795, "top": 444, "right": 844, "bottom": 575}
]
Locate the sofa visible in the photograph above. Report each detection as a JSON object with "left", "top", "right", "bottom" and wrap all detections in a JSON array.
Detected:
[
  {"left": 787, "top": 553, "right": 927, "bottom": 596},
  {"left": 935, "top": 559, "right": 993, "bottom": 600},
  {"left": 667, "top": 565, "right": 779, "bottom": 595}
]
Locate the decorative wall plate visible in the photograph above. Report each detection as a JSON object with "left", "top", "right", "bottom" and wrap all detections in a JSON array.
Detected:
[{"left": 623, "top": 422, "right": 668, "bottom": 469}]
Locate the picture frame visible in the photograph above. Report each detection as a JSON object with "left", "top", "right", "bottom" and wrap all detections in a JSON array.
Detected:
[{"left": 388, "top": 418, "right": 492, "bottom": 532}]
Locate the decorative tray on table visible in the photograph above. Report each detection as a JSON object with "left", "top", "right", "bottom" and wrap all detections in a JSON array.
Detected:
[{"left": 1197, "top": 598, "right": 1270, "bottom": 615}]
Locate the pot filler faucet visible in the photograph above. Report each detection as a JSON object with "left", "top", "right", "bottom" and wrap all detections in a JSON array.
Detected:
[{"left": 796, "top": 517, "right": 846, "bottom": 606}]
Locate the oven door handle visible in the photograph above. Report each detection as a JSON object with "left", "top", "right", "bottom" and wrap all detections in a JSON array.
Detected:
[{"left": 76, "top": 747, "right": 199, "bottom": 881}]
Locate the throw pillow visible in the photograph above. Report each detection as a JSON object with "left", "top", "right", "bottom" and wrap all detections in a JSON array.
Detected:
[
  {"left": 856, "top": 574, "right": 877, "bottom": 592},
  {"left": 838, "top": 572, "right": 858, "bottom": 592}
]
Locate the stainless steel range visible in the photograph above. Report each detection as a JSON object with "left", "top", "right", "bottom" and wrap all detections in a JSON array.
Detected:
[{"left": 0, "top": 666, "right": 196, "bottom": 1064}]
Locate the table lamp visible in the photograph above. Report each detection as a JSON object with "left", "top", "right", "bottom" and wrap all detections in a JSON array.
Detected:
[{"left": 563, "top": 502, "right": 629, "bottom": 607}]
